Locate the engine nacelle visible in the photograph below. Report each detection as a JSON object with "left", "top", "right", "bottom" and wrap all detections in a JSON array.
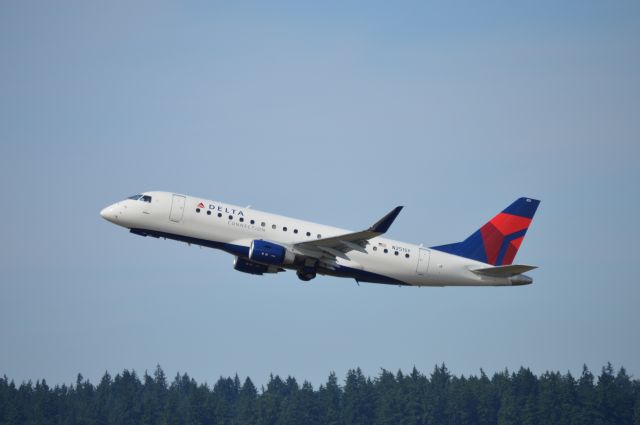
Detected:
[
  {"left": 249, "top": 240, "right": 295, "bottom": 265},
  {"left": 233, "top": 257, "right": 282, "bottom": 275}
]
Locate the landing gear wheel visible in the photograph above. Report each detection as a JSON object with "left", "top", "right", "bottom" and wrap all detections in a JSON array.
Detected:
[{"left": 297, "top": 270, "right": 316, "bottom": 281}]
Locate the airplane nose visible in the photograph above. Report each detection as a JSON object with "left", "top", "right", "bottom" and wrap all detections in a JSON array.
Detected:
[{"left": 100, "top": 205, "right": 117, "bottom": 222}]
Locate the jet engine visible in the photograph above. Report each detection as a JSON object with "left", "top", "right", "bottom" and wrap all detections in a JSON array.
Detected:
[
  {"left": 233, "top": 257, "right": 283, "bottom": 275},
  {"left": 249, "top": 240, "right": 295, "bottom": 265}
]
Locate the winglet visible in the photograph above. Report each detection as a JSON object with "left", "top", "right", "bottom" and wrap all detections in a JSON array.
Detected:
[{"left": 368, "top": 206, "right": 403, "bottom": 233}]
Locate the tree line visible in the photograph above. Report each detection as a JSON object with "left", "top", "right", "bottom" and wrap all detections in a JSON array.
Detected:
[{"left": 1, "top": 363, "right": 639, "bottom": 425}]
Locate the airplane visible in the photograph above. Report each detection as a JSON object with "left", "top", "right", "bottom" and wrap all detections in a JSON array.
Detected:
[{"left": 100, "top": 192, "right": 540, "bottom": 287}]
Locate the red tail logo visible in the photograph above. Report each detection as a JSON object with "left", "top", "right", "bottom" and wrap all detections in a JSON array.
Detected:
[
  {"left": 481, "top": 213, "right": 532, "bottom": 265},
  {"left": 430, "top": 197, "right": 540, "bottom": 265}
]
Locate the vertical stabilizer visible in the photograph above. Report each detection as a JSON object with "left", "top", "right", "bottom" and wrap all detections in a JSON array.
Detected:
[{"left": 431, "top": 197, "right": 540, "bottom": 265}]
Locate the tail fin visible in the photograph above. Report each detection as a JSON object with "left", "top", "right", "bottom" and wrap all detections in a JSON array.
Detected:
[{"left": 432, "top": 197, "right": 540, "bottom": 265}]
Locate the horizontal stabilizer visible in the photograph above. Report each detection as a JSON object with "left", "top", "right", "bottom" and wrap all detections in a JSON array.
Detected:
[{"left": 471, "top": 264, "right": 537, "bottom": 278}]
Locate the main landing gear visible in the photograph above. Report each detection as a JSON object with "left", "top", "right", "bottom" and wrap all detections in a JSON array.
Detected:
[
  {"left": 296, "top": 259, "right": 317, "bottom": 282},
  {"left": 296, "top": 267, "right": 317, "bottom": 281}
]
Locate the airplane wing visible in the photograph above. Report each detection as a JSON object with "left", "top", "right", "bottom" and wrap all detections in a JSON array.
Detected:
[{"left": 292, "top": 206, "right": 403, "bottom": 260}]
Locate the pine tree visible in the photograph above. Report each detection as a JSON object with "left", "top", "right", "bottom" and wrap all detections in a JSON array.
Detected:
[
  {"left": 342, "top": 368, "right": 375, "bottom": 425},
  {"left": 96, "top": 371, "right": 113, "bottom": 425},
  {"left": 318, "top": 372, "right": 342, "bottom": 425},
  {"left": 142, "top": 368, "right": 165, "bottom": 425},
  {"left": 612, "top": 366, "right": 635, "bottom": 424},
  {"left": 399, "top": 367, "right": 426, "bottom": 425},
  {"left": 474, "top": 369, "right": 499, "bottom": 425},
  {"left": 426, "top": 363, "right": 451, "bottom": 425},
  {"left": 448, "top": 375, "right": 481, "bottom": 425},
  {"left": 214, "top": 375, "right": 240, "bottom": 424},
  {"left": 597, "top": 363, "right": 618, "bottom": 424},
  {"left": 277, "top": 380, "right": 319, "bottom": 425},
  {"left": 0, "top": 376, "right": 9, "bottom": 424},
  {"left": 257, "top": 374, "right": 287, "bottom": 425},
  {"left": 633, "top": 391, "right": 640, "bottom": 425},
  {"left": 374, "top": 369, "right": 405, "bottom": 425},
  {"left": 236, "top": 377, "right": 258, "bottom": 425}
]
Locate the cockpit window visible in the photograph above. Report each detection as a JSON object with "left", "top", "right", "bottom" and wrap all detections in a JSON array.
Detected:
[{"left": 127, "top": 194, "right": 152, "bottom": 203}]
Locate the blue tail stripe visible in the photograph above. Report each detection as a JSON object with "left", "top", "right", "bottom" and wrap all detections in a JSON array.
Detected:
[
  {"left": 430, "top": 197, "right": 540, "bottom": 264},
  {"left": 502, "top": 197, "right": 540, "bottom": 218},
  {"left": 495, "top": 228, "right": 529, "bottom": 266},
  {"left": 431, "top": 230, "right": 488, "bottom": 264}
]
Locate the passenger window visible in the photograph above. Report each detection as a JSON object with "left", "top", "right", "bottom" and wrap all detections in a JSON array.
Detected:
[
  {"left": 228, "top": 215, "right": 233, "bottom": 220},
  {"left": 384, "top": 249, "right": 388, "bottom": 254},
  {"left": 272, "top": 224, "right": 277, "bottom": 229},
  {"left": 239, "top": 217, "right": 244, "bottom": 222},
  {"left": 306, "top": 232, "right": 311, "bottom": 237},
  {"left": 196, "top": 208, "right": 201, "bottom": 213},
  {"left": 218, "top": 213, "right": 222, "bottom": 218},
  {"left": 294, "top": 229, "right": 298, "bottom": 234},
  {"left": 261, "top": 222, "right": 266, "bottom": 227},
  {"left": 317, "top": 234, "right": 322, "bottom": 239},
  {"left": 250, "top": 220, "right": 255, "bottom": 225},
  {"left": 283, "top": 227, "right": 287, "bottom": 232},
  {"left": 207, "top": 210, "right": 211, "bottom": 215}
]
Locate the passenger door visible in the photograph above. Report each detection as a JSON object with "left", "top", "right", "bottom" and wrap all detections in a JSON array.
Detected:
[
  {"left": 169, "top": 194, "right": 186, "bottom": 222},
  {"left": 416, "top": 248, "right": 430, "bottom": 275}
]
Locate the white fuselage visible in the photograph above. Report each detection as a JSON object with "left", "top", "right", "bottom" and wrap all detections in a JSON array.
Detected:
[{"left": 100, "top": 191, "right": 517, "bottom": 287}]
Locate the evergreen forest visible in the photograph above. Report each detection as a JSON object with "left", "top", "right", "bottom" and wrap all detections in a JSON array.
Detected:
[{"left": 1, "top": 363, "right": 639, "bottom": 425}]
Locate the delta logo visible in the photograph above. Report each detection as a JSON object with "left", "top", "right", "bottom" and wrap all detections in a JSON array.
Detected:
[{"left": 197, "top": 202, "right": 205, "bottom": 209}]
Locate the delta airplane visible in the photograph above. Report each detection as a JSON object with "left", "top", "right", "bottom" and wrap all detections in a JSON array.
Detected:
[{"left": 100, "top": 192, "right": 540, "bottom": 287}]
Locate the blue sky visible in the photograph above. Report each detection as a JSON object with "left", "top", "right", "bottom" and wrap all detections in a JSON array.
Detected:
[{"left": 1, "top": 1, "right": 639, "bottom": 387}]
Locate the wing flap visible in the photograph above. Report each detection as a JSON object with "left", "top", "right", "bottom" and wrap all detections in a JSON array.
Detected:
[
  {"left": 317, "top": 245, "right": 351, "bottom": 260},
  {"left": 339, "top": 240, "right": 368, "bottom": 253}
]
